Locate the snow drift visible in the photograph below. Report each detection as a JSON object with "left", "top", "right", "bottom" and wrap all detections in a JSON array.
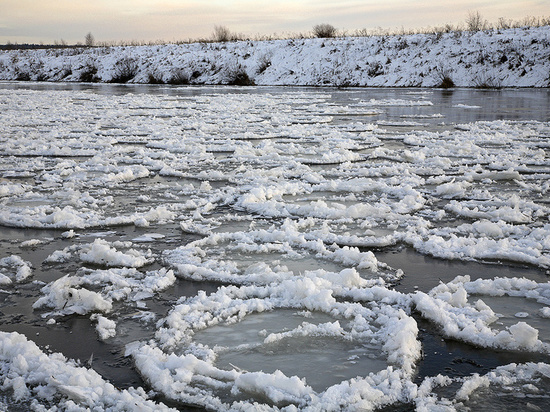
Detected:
[{"left": 1, "top": 26, "right": 549, "bottom": 87}]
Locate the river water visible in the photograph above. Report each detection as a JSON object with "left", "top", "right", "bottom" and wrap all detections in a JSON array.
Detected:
[{"left": 0, "top": 82, "right": 549, "bottom": 410}]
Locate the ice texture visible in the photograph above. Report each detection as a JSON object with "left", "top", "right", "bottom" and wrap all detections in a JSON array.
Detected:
[
  {"left": 0, "top": 84, "right": 548, "bottom": 410},
  {"left": 0, "top": 331, "right": 175, "bottom": 410},
  {"left": 128, "top": 274, "right": 421, "bottom": 410},
  {"left": 0, "top": 255, "right": 32, "bottom": 285}
]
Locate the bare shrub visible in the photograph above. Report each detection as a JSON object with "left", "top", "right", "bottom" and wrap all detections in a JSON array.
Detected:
[
  {"left": 466, "top": 11, "right": 488, "bottom": 31},
  {"left": 79, "top": 63, "right": 99, "bottom": 82},
  {"left": 58, "top": 65, "right": 72, "bottom": 80},
  {"left": 225, "top": 64, "right": 254, "bottom": 86},
  {"left": 473, "top": 73, "right": 502, "bottom": 89},
  {"left": 213, "top": 25, "right": 232, "bottom": 42},
  {"left": 167, "top": 69, "right": 190, "bottom": 85},
  {"left": 395, "top": 38, "right": 408, "bottom": 50},
  {"left": 256, "top": 53, "right": 272, "bottom": 74},
  {"left": 313, "top": 23, "right": 337, "bottom": 38},
  {"left": 367, "top": 61, "right": 384, "bottom": 77},
  {"left": 435, "top": 65, "right": 455, "bottom": 88},
  {"left": 15, "top": 69, "right": 30, "bottom": 81},
  {"left": 147, "top": 72, "right": 164, "bottom": 84},
  {"left": 85, "top": 32, "right": 95, "bottom": 47},
  {"left": 111, "top": 57, "right": 139, "bottom": 83},
  {"left": 443, "top": 24, "right": 456, "bottom": 33},
  {"left": 497, "top": 17, "right": 512, "bottom": 30}
]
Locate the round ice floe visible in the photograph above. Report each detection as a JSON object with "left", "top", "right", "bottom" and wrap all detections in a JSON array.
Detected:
[
  {"left": 403, "top": 221, "right": 550, "bottom": 268},
  {"left": 46, "top": 238, "right": 154, "bottom": 268},
  {"left": 434, "top": 179, "right": 472, "bottom": 199},
  {"left": 414, "top": 275, "right": 550, "bottom": 353},
  {"left": 79, "top": 238, "right": 154, "bottom": 268},
  {"left": 129, "top": 275, "right": 420, "bottom": 410},
  {"left": 235, "top": 176, "right": 426, "bottom": 220},
  {"left": 0, "top": 204, "right": 176, "bottom": 229},
  {"left": 163, "top": 221, "right": 398, "bottom": 284},
  {"left": 0, "top": 183, "right": 27, "bottom": 197},
  {"left": 445, "top": 195, "right": 538, "bottom": 224}
]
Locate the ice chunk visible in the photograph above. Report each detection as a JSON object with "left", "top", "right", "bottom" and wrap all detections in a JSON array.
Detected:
[
  {"left": 33, "top": 267, "right": 175, "bottom": 316},
  {"left": 131, "top": 272, "right": 420, "bottom": 410},
  {"left": 414, "top": 276, "right": 550, "bottom": 353},
  {"left": 0, "top": 255, "right": 33, "bottom": 284},
  {"left": 0, "top": 331, "right": 174, "bottom": 410},
  {"left": 91, "top": 314, "right": 117, "bottom": 340},
  {"left": 79, "top": 239, "right": 154, "bottom": 268}
]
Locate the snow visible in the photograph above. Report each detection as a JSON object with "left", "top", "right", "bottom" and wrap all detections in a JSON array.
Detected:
[
  {"left": 79, "top": 238, "right": 154, "bottom": 268},
  {"left": 0, "top": 78, "right": 549, "bottom": 410},
  {"left": 0, "top": 331, "right": 175, "bottom": 410},
  {"left": 91, "top": 314, "right": 117, "bottom": 341},
  {"left": 33, "top": 267, "right": 175, "bottom": 316},
  {"left": 1, "top": 26, "right": 549, "bottom": 87},
  {"left": 0, "top": 255, "right": 32, "bottom": 285},
  {"left": 415, "top": 362, "right": 550, "bottom": 410},
  {"left": 129, "top": 274, "right": 420, "bottom": 410},
  {"left": 414, "top": 276, "right": 550, "bottom": 353}
]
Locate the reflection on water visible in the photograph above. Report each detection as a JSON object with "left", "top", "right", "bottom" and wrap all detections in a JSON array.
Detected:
[{"left": 1, "top": 81, "right": 549, "bottom": 122}]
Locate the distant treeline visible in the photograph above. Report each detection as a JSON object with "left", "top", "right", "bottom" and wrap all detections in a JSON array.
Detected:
[
  {"left": 0, "top": 44, "right": 86, "bottom": 51},
  {"left": 1, "top": 13, "right": 549, "bottom": 50}
]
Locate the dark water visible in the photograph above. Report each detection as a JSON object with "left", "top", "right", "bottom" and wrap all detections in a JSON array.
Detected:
[{"left": 0, "top": 82, "right": 549, "bottom": 410}]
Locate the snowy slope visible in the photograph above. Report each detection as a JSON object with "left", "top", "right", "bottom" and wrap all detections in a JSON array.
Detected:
[{"left": 0, "top": 26, "right": 549, "bottom": 87}]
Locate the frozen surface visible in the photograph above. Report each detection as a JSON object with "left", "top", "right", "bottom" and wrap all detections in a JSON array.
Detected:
[{"left": 0, "top": 83, "right": 549, "bottom": 410}]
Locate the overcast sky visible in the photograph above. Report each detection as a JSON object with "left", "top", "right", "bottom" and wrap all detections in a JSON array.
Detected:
[{"left": 1, "top": 0, "right": 547, "bottom": 44}]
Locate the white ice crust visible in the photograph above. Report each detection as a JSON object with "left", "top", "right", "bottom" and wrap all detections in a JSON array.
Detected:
[
  {"left": 0, "top": 85, "right": 549, "bottom": 410},
  {"left": 0, "top": 331, "right": 175, "bottom": 411},
  {"left": 128, "top": 273, "right": 421, "bottom": 411},
  {"left": 0, "top": 255, "right": 32, "bottom": 285},
  {"left": 33, "top": 267, "right": 175, "bottom": 316}
]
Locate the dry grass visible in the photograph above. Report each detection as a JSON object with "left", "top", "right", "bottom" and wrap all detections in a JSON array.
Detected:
[{"left": 2, "top": 14, "right": 549, "bottom": 50}]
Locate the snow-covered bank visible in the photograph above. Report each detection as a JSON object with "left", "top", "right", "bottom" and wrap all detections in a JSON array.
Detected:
[{"left": 1, "top": 26, "right": 549, "bottom": 87}]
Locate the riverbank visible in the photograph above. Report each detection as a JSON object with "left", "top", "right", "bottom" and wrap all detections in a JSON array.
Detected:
[{"left": 0, "top": 26, "right": 549, "bottom": 87}]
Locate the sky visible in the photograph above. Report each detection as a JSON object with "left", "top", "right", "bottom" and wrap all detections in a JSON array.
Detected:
[{"left": 0, "top": 0, "right": 548, "bottom": 44}]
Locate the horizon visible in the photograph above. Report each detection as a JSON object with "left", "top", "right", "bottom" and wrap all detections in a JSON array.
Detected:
[{"left": 1, "top": 0, "right": 548, "bottom": 45}]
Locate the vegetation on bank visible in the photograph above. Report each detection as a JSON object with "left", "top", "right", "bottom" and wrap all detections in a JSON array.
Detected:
[
  {"left": 0, "top": 13, "right": 548, "bottom": 88},
  {"left": 1, "top": 13, "right": 548, "bottom": 50}
]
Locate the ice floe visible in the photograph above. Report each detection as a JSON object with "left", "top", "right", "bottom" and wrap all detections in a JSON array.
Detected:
[
  {"left": 0, "top": 255, "right": 32, "bottom": 285},
  {"left": 33, "top": 267, "right": 175, "bottom": 316},
  {"left": 415, "top": 275, "right": 550, "bottom": 353},
  {"left": 128, "top": 272, "right": 419, "bottom": 410},
  {"left": 0, "top": 84, "right": 549, "bottom": 410},
  {"left": 0, "top": 331, "right": 175, "bottom": 410}
]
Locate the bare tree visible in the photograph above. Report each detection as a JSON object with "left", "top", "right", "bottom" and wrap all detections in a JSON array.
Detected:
[
  {"left": 497, "top": 17, "right": 511, "bottom": 29},
  {"left": 465, "top": 11, "right": 487, "bottom": 31},
  {"left": 85, "top": 32, "right": 95, "bottom": 47},
  {"left": 212, "top": 25, "right": 232, "bottom": 42},
  {"left": 313, "top": 23, "right": 337, "bottom": 38}
]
